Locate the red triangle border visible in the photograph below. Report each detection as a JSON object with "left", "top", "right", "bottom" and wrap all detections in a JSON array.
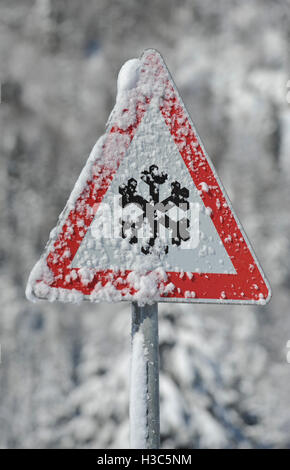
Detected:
[{"left": 30, "top": 50, "right": 271, "bottom": 304}]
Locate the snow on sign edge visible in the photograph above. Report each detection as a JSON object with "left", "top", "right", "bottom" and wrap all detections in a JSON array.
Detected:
[{"left": 25, "top": 48, "right": 272, "bottom": 306}]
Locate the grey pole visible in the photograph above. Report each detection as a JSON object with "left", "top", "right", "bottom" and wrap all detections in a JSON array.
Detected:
[{"left": 130, "top": 302, "right": 160, "bottom": 449}]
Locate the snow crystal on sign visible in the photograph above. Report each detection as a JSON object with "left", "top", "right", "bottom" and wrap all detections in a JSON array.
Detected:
[
  {"left": 67, "top": 135, "right": 106, "bottom": 211},
  {"left": 91, "top": 282, "right": 123, "bottom": 303},
  {"left": 258, "top": 293, "right": 266, "bottom": 305},
  {"left": 205, "top": 207, "right": 212, "bottom": 217},
  {"left": 25, "top": 259, "right": 54, "bottom": 302},
  {"left": 200, "top": 182, "right": 209, "bottom": 192},
  {"left": 79, "top": 267, "right": 95, "bottom": 286},
  {"left": 185, "top": 290, "right": 196, "bottom": 298},
  {"left": 127, "top": 268, "right": 168, "bottom": 306},
  {"left": 117, "top": 59, "right": 141, "bottom": 97}
]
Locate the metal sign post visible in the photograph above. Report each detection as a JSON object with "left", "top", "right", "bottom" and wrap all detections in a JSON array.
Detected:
[{"left": 130, "top": 302, "right": 160, "bottom": 449}]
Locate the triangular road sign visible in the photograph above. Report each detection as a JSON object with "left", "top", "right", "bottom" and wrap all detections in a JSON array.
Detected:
[{"left": 26, "top": 49, "right": 271, "bottom": 305}]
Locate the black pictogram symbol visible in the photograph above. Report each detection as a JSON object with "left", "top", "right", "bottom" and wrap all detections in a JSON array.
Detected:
[{"left": 119, "top": 165, "right": 190, "bottom": 254}]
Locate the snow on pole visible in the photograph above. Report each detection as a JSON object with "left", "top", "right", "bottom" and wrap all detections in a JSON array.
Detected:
[{"left": 130, "top": 302, "right": 160, "bottom": 449}]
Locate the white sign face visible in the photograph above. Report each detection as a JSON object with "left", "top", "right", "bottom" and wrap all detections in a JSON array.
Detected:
[
  {"left": 26, "top": 49, "right": 271, "bottom": 305},
  {"left": 72, "top": 103, "right": 235, "bottom": 275}
]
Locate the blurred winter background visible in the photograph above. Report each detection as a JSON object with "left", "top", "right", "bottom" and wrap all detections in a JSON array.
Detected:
[{"left": 0, "top": 0, "right": 290, "bottom": 449}]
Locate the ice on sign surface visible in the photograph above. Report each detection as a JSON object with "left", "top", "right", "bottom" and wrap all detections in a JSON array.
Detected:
[{"left": 26, "top": 49, "right": 271, "bottom": 305}]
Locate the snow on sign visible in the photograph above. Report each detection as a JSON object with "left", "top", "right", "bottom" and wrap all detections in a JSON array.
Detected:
[{"left": 26, "top": 49, "right": 271, "bottom": 305}]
